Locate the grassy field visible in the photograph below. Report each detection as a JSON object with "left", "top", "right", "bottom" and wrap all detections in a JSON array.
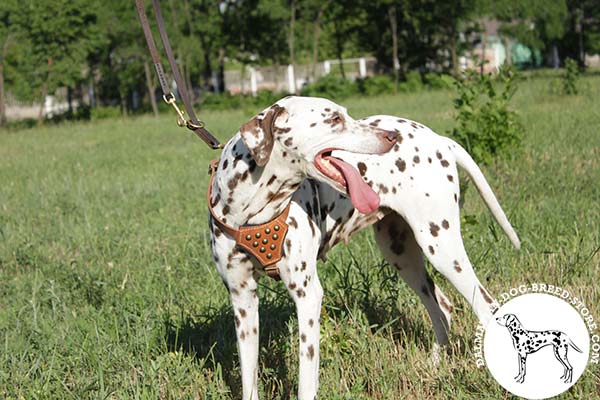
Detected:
[{"left": 1, "top": 74, "right": 599, "bottom": 399}]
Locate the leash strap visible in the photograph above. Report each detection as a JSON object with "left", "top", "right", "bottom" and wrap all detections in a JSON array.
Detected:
[{"left": 134, "top": 0, "right": 222, "bottom": 149}]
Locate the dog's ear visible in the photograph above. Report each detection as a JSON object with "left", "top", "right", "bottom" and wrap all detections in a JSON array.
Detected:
[{"left": 240, "top": 104, "right": 285, "bottom": 167}]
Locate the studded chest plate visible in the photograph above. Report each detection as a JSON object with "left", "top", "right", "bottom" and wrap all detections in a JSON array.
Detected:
[{"left": 234, "top": 210, "right": 289, "bottom": 278}]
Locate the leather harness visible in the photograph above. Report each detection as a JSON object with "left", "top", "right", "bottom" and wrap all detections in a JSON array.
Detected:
[{"left": 207, "top": 160, "right": 289, "bottom": 280}]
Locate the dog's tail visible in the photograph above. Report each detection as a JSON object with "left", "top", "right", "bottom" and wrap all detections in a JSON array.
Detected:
[
  {"left": 569, "top": 338, "right": 583, "bottom": 353},
  {"left": 448, "top": 138, "right": 521, "bottom": 249}
]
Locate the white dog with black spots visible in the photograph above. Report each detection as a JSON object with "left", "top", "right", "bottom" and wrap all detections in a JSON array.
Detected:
[{"left": 208, "top": 96, "right": 520, "bottom": 400}]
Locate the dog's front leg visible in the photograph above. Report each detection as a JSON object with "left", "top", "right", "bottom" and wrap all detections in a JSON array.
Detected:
[
  {"left": 516, "top": 353, "right": 527, "bottom": 383},
  {"left": 282, "top": 260, "right": 323, "bottom": 400},
  {"left": 211, "top": 225, "right": 260, "bottom": 400},
  {"left": 230, "top": 275, "right": 260, "bottom": 400},
  {"left": 296, "top": 275, "right": 323, "bottom": 400},
  {"left": 514, "top": 353, "right": 522, "bottom": 381}
]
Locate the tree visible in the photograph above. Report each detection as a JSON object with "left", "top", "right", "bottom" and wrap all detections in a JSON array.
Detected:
[
  {"left": 560, "top": 0, "right": 600, "bottom": 67},
  {"left": 0, "top": 0, "right": 19, "bottom": 126},
  {"left": 321, "top": 0, "right": 366, "bottom": 78},
  {"left": 188, "top": 0, "right": 237, "bottom": 94},
  {"left": 17, "top": 0, "right": 104, "bottom": 121},
  {"left": 354, "top": 0, "right": 480, "bottom": 76},
  {"left": 434, "top": 0, "right": 482, "bottom": 76},
  {"left": 94, "top": 0, "right": 154, "bottom": 115},
  {"left": 300, "top": 0, "right": 332, "bottom": 79},
  {"left": 489, "top": 0, "right": 568, "bottom": 67}
]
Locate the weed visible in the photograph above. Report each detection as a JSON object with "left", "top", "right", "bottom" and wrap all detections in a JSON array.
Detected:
[
  {"left": 449, "top": 66, "right": 523, "bottom": 165},
  {"left": 563, "top": 58, "right": 580, "bottom": 95}
]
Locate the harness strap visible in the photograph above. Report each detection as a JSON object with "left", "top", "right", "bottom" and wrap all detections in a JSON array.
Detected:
[{"left": 207, "top": 160, "right": 289, "bottom": 280}]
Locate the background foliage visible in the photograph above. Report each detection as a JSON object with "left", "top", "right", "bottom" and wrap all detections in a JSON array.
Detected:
[{"left": 0, "top": 0, "right": 599, "bottom": 125}]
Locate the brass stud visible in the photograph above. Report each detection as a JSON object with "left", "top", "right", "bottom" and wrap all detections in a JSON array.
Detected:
[
  {"left": 265, "top": 228, "right": 271, "bottom": 234},
  {"left": 262, "top": 238, "right": 268, "bottom": 244},
  {"left": 260, "top": 247, "right": 266, "bottom": 253},
  {"left": 255, "top": 232, "right": 261, "bottom": 238},
  {"left": 266, "top": 253, "right": 273, "bottom": 259},
  {"left": 272, "top": 234, "right": 279, "bottom": 240},
  {"left": 274, "top": 225, "right": 280, "bottom": 231},
  {"left": 245, "top": 234, "right": 252, "bottom": 241},
  {"left": 252, "top": 241, "right": 258, "bottom": 247},
  {"left": 270, "top": 244, "right": 276, "bottom": 250}
]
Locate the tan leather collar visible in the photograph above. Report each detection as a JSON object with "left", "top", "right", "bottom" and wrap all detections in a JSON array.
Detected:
[{"left": 207, "top": 160, "right": 290, "bottom": 280}]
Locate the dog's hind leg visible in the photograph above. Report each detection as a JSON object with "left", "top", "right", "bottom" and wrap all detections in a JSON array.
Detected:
[
  {"left": 555, "top": 345, "right": 574, "bottom": 383},
  {"left": 373, "top": 213, "right": 452, "bottom": 358},
  {"left": 399, "top": 186, "right": 500, "bottom": 326},
  {"left": 554, "top": 346, "right": 570, "bottom": 381}
]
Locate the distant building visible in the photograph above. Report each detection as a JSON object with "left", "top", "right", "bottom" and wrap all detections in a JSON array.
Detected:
[{"left": 461, "top": 18, "right": 543, "bottom": 73}]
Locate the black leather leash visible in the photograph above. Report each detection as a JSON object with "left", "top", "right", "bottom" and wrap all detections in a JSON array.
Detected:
[{"left": 134, "top": 0, "right": 222, "bottom": 149}]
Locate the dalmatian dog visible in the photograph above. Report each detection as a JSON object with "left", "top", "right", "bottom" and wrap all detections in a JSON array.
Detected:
[
  {"left": 496, "top": 314, "right": 583, "bottom": 383},
  {"left": 208, "top": 97, "right": 520, "bottom": 400},
  {"left": 209, "top": 96, "right": 398, "bottom": 399}
]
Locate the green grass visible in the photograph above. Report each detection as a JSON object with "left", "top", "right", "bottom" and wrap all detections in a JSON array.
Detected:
[{"left": 1, "top": 75, "right": 599, "bottom": 399}]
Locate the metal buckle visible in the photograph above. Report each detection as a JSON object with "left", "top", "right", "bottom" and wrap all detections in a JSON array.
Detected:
[
  {"left": 162, "top": 92, "right": 207, "bottom": 132},
  {"left": 186, "top": 119, "right": 205, "bottom": 130},
  {"left": 162, "top": 92, "right": 186, "bottom": 127}
]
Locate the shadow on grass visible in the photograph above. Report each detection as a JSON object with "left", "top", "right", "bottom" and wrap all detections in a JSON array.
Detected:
[
  {"left": 322, "top": 256, "right": 436, "bottom": 351},
  {"left": 163, "top": 287, "right": 297, "bottom": 399},
  {"left": 163, "top": 257, "right": 440, "bottom": 399}
]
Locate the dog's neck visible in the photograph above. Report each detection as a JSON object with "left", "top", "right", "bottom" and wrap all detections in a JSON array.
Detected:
[
  {"left": 210, "top": 136, "right": 303, "bottom": 227},
  {"left": 506, "top": 321, "right": 523, "bottom": 333},
  {"left": 505, "top": 321, "right": 524, "bottom": 346}
]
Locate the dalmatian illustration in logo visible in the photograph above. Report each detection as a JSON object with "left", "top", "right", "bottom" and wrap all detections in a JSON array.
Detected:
[{"left": 496, "top": 313, "right": 583, "bottom": 384}]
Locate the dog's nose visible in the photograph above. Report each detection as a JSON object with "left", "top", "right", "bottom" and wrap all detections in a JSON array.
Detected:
[{"left": 382, "top": 130, "right": 399, "bottom": 144}]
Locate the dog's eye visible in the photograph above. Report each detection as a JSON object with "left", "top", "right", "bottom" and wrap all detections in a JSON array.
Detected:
[
  {"left": 324, "top": 112, "right": 344, "bottom": 127},
  {"left": 331, "top": 113, "right": 342, "bottom": 123}
]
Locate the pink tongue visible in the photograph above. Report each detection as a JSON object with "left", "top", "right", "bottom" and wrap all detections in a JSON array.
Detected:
[{"left": 327, "top": 157, "right": 380, "bottom": 214}]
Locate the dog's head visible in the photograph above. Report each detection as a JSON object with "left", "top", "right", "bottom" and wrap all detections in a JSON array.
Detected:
[
  {"left": 496, "top": 313, "right": 519, "bottom": 328},
  {"left": 239, "top": 96, "right": 397, "bottom": 214}
]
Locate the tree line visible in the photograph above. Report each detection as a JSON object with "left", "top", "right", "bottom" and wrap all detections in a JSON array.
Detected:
[{"left": 0, "top": 0, "right": 598, "bottom": 125}]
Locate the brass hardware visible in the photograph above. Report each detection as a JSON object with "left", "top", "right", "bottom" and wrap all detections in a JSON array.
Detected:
[
  {"left": 163, "top": 92, "right": 206, "bottom": 131},
  {"left": 186, "top": 119, "right": 205, "bottom": 130},
  {"left": 163, "top": 93, "right": 186, "bottom": 127}
]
